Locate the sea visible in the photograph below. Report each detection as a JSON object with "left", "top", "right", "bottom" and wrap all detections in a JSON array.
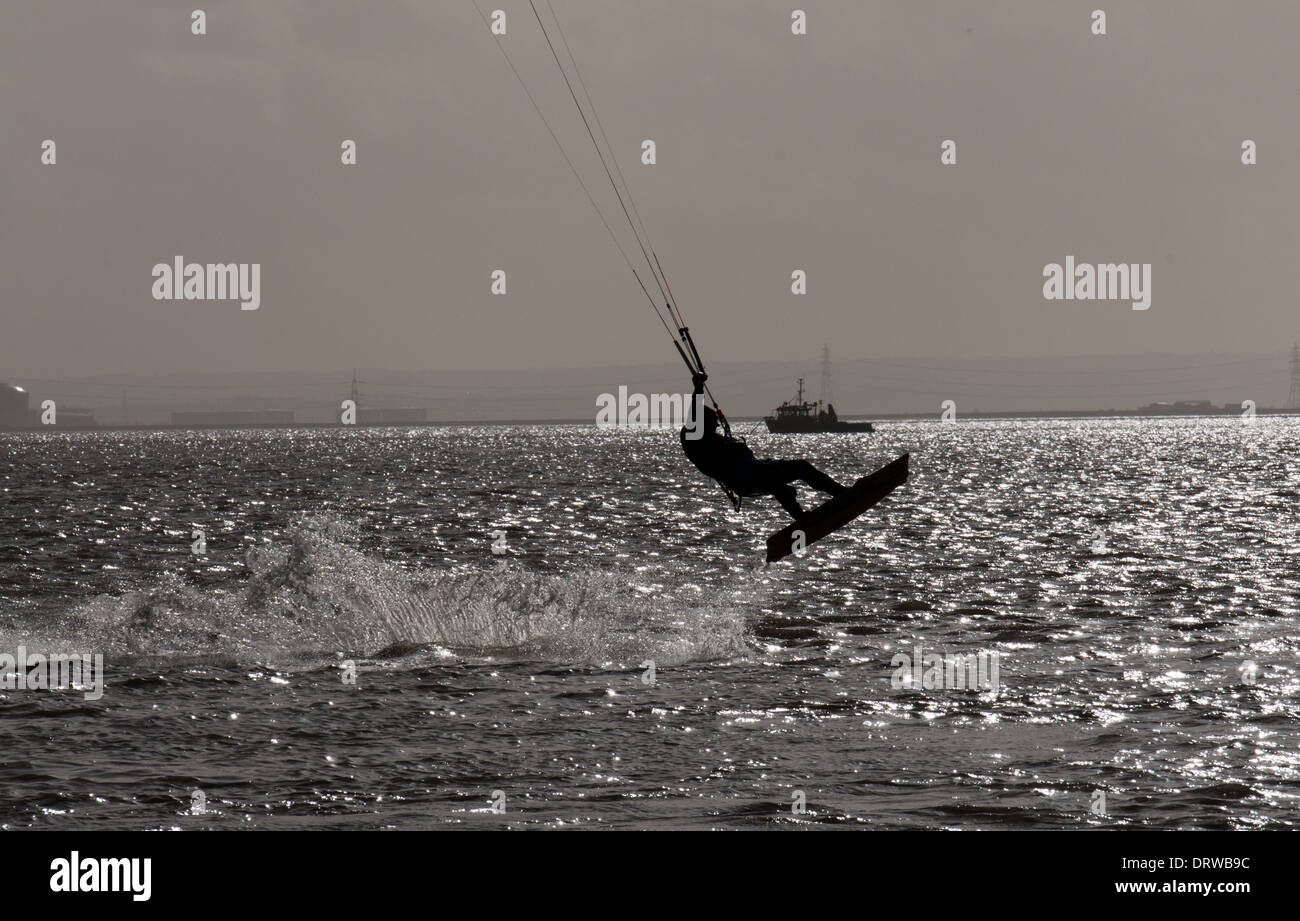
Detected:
[{"left": 1, "top": 418, "right": 1298, "bottom": 829}]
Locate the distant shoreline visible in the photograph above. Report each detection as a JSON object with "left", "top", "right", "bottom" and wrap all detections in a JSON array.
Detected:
[{"left": 2, "top": 407, "right": 1297, "bottom": 432}]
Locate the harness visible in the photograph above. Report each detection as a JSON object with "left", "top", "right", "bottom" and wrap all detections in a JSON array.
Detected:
[{"left": 711, "top": 408, "right": 746, "bottom": 510}]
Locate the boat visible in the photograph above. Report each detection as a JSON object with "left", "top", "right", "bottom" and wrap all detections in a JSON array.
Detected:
[{"left": 764, "top": 377, "right": 874, "bottom": 433}]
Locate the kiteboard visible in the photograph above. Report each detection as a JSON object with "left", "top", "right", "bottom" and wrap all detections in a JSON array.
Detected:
[{"left": 765, "top": 453, "right": 909, "bottom": 563}]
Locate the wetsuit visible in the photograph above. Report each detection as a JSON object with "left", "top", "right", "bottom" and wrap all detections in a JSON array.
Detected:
[{"left": 680, "top": 375, "right": 846, "bottom": 519}]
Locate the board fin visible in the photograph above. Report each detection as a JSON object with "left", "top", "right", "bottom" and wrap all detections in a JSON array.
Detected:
[{"left": 765, "top": 453, "right": 909, "bottom": 563}]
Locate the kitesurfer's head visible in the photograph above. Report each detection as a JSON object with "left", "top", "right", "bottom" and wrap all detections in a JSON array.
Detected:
[{"left": 681, "top": 402, "right": 719, "bottom": 441}]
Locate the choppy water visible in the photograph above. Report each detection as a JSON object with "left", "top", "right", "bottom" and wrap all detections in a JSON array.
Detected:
[{"left": 1, "top": 418, "right": 1298, "bottom": 829}]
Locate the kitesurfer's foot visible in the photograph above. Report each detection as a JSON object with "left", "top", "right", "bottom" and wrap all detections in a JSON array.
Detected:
[{"left": 773, "top": 485, "right": 805, "bottom": 521}]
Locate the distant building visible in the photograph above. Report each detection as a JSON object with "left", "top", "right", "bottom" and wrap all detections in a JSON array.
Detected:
[
  {"left": 171, "top": 410, "right": 295, "bottom": 426},
  {"left": 0, "top": 383, "right": 34, "bottom": 427},
  {"left": 359, "top": 408, "right": 426, "bottom": 424},
  {"left": 55, "top": 409, "right": 97, "bottom": 427},
  {"left": 0, "top": 385, "right": 95, "bottom": 427},
  {"left": 1138, "top": 400, "right": 1215, "bottom": 414}
]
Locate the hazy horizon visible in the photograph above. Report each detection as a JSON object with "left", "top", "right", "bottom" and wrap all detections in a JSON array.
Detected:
[{"left": 5, "top": 348, "right": 1295, "bottom": 424}]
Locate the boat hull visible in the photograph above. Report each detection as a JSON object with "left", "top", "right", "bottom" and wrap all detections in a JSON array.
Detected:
[{"left": 763, "top": 418, "right": 874, "bottom": 434}]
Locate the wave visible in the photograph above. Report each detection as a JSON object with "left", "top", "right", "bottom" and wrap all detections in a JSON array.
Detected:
[{"left": 8, "top": 515, "right": 755, "bottom": 669}]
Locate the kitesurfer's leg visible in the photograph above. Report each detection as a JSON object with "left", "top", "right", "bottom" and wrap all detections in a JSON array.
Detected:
[
  {"left": 796, "top": 460, "right": 848, "bottom": 496},
  {"left": 753, "top": 459, "right": 840, "bottom": 521},
  {"left": 766, "top": 459, "right": 847, "bottom": 497},
  {"left": 772, "top": 484, "right": 805, "bottom": 520}
]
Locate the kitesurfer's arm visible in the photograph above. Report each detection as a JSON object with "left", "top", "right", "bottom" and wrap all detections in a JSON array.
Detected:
[{"left": 686, "top": 371, "right": 707, "bottom": 427}]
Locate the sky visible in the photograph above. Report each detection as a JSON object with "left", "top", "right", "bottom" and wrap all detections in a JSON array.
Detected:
[{"left": 2, "top": 0, "right": 1298, "bottom": 391}]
